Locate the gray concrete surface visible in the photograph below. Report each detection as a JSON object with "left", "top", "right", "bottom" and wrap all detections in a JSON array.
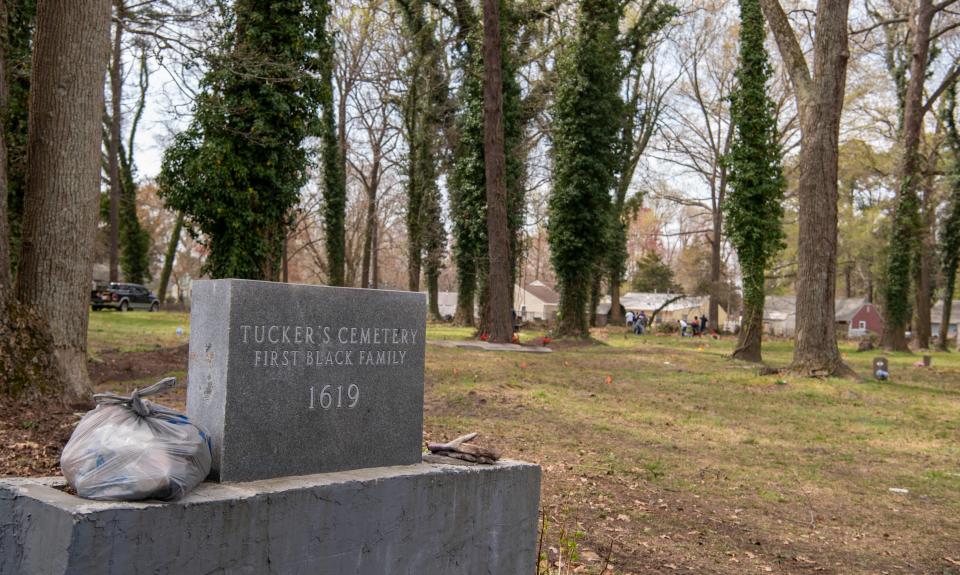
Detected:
[
  {"left": 428, "top": 340, "right": 553, "bottom": 353},
  {"left": 0, "top": 460, "right": 540, "bottom": 575},
  {"left": 189, "top": 279, "right": 426, "bottom": 481}
]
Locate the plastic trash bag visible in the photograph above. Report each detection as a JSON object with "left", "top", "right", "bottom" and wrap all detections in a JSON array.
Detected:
[{"left": 60, "top": 377, "right": 212, "bottom": 501}]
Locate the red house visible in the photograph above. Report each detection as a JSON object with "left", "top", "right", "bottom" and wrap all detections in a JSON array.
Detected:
[{"left": 836, "top": 298, "right": 883, "bottom": 337}]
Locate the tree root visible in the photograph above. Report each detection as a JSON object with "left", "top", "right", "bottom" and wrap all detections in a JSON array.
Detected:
[{"left": 784, "top": 359, "right": 860, "bottom": 381}]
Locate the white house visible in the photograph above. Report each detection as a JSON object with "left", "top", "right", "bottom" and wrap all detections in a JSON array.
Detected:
[
  {"left": 597, "top": 293, "right": 728, "bottom": 327},
  {"left": 931, "top": 301, "right": 960, "bottom": 339},
  {"left": 762, "top": 296, "right": 797, "bottom": 337},
  {"left": 514, "top": 280, "right": 560, "bottom": 321},
  {"left": 437, "top": 291, "right": 459, "bottom": 319}
]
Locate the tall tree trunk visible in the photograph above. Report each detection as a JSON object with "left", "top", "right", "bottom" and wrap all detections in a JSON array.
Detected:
[
  {"left": 454, "top": 265, "right": 475, "bottom": 326},
  {"left": 609, "top": 277, "right": 622, "bottom": 326},
  {"left": 940, "top": 86, "right": 960, "bottom": 351},
  {"left": 427, "top": 270, "right": 440, "bottom": 319},
  {"left": 844, "top": 261, "right": 852, "bottom": 297},
  {"left": 361, "top": 195, "right": 375, "bottom": 289},
  {"left": 406, "top": 91, "right": 422, "bottom": 293},
  {"left": 881, "top": 0, "right": 935, "bottom": 352},
  {"left": 371, "top": 218, "right": 379, "bottom": 289},
  {"left": 360, "top": 150, "right": 380, "bottom": 289},
  {"left": 15, "top": 0, "right": 112, "bottom": 400},
  {"left": 939, "top": 288, "right": 954, "bottom": 351},
  {"left": 914, "top": 166, "right": 936, "bottom": 349},
  {"left": 709, "top": 210, "right": 722, "bottom": 327},
  {"left": 476, "top": 264, "right": 491, "bottom": 335},
  {"left": 107, "top": 0, "right": 122, "bottom": 283},
  {"left": 0, "top": 0, "right": 9, "bottom": 310},
  {"left": 157, "top": 213, "right": 182, "bottom": 303},
  {"left": 733, "top": 297, "right": 763, "bottom": 362},
  {"left": 590, "top": 267, "right": 602, "bottom": 327},
  {"left": 482, "top": 0, "right": 512, "bottom": 344},
  {"left": 407, "top": 231, "right": 421, "bottom": 291},
  {"left": 281, "top": 235, "right": 288, "bottom": 283},
  {"left": 0, "top": 26, "right": 55, "bottom": 400},
  {"left": 322, "top": 88, "right": 346, "bottom": 286},
  {"left": 533, "top": 232, "right": 542, "bottom": 279},
  {"left": 761, "top": 0, "right": 852, "bottom": 376},
  {"left": 791, "top": 96, "right": 846, "bottom": 374},
  {"left": 558, "top": 274, "right": 589, "bottom": 335}
]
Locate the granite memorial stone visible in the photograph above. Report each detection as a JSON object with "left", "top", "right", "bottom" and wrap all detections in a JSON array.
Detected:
[{"left": 188, "top": 279, "right": 426, "bottom": 481}]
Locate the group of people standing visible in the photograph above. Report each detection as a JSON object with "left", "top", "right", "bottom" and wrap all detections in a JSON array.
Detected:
[
  {"left": 624, "top": 309, "right": 710, "bottom": 337},
  {"left": 625, "top": 310, "right": 648, "bottom": 335},
  {"left": 678, "top": 315, "right": 709, "bottom": 337}
]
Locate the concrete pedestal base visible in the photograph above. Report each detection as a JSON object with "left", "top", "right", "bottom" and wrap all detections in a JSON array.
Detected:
[{"left": 0, "top": 460, "right": 540, "bottom": 575}]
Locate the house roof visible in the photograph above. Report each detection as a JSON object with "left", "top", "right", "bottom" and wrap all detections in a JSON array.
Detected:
[
  {"left": 835, "top": 298, "right": 869, "bottom": 322},
  {"left": 611, "top": 293, "right": 719, "bottom": 313},
  {"left": 762, "top": 296, "right": 876, "bottom": 322},
  {"left": 618, "top": 292, "right": 684, "bottom": 311},
  {"left": 522, "top": 280, "right": 560, "bottom": 305},
  {"left": 763, "top": 296, "right": 796, "bottom": 321}
]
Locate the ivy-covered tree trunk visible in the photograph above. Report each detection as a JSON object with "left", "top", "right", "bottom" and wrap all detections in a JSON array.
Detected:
[
  {"left": 116, "top": 49, "right": 151, "bottom": 285},
  {"left": 607, "top": 0, "right": 675, "bottom": 327},
  {"left": 423, "top": 174, "right": 445, "bottom": 320},
  {"left": 549, "top": 0, "right": 622, "bottom": 338},
  {"left": 881, "top": 0, "right": 935, "bottom": 352},
  {"left": 939, "top": 85, "right": 960, "bottom": 350},
  {"left": 0, "top": 0, "right": 9, "bottom": 308},
  {"left": 107, "top": 0, "right": 122, "bottom": 283},
  {"left": 0, "top": 0, "right": 56, "bottom": 399},
  {"left": 371, "top": 217, "right": 380, "bottom": 288},
  {"left": 913, "top": 162, "right": 937, "bottom": 349},
  {"left": 4, "top": 0, "right": 35, "bottom": 281},
  {"left": 404, "top": 87, "right": 423, "bottom": 293},
  {"left": 454, "top": 263, "right": 476, "bottom": 325},
  {"left": 158, "top": 0, "right": 329, "bottom": 281},
  {"left": 736, "top": 296, "right": 765, "bottom": 360},
  {"left": 449, "top": 54, "right": 480, "bottom": 325},
  {"left": 709, "top": 212, "right": 722, "bottom": 328},
  {"left": 321, "top": 35, "right": 346, "bottom": 287},
  {"left": 360, "top": 147, "right": 381, "bottom": 289},
  {"left": 448, "top": 5, "right": 483, "bottom": 328},
  {"left": 726, "top": 0, "right": 786, "bottom": 363},
  {"left": 589, "top": 266, "right": 603, "bottom": 327},
  {"left": 397, "top": 0, "right": 445, "bottom": 294},
  {"left": 157, "top": 213, "right": 182, "bottom": 304}
]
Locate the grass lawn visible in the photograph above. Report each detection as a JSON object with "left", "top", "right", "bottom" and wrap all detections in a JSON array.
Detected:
[
  {"left": 83, "top": 312, "right": 960, "bottom": 574},
  {"left": 87, "top": 309, "right": 190, "bottom": 356}
]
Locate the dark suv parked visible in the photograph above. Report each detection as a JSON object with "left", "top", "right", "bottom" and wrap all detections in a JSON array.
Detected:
[{"left": 91, "top": 283, "right": 160, "bottom": 312}]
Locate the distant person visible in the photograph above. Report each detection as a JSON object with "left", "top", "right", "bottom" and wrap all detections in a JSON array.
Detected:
[
  {"left": 679, "top": 318, "right": 688, "bottom": 337},
  {"left": 690, "top": 317, "right": 700, "bottom": 336},
  {"left": 625, "top": 310, "right": 635, "bottom": 326},
  {"left": 635, "top": 311, "right": 648, "bottom": 335},
  {"left": 700, "top": 314, "right": 709, "bottom": 334}
]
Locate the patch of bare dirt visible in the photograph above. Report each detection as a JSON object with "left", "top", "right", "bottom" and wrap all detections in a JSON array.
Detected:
[
  {"left": 1, "top": 345, "right": 189, "bottom": 477},
  {"left": 88, "top": 344, "right": 188, "bottom": 386},
  {"left": 0, "top": 396, "right": 77, "bottom": 477}
]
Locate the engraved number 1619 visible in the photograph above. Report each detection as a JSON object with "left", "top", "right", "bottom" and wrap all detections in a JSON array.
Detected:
[{"left": 309, "top": 384, "right": 359, "bottom": 409}]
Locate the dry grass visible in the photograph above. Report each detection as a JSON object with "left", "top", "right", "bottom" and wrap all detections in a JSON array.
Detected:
[{"left": 424, "top": 327, "right": 960, "bottom": 574}]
